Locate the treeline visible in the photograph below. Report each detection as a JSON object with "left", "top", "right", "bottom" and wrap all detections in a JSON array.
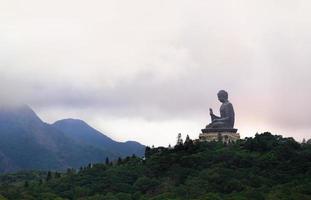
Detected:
[{"left": 0, "top": 132, "right": 310, "bottom": 200}]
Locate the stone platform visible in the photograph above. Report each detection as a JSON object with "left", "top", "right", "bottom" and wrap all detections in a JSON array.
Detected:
[
  {"left": 199, "top": 131, "right": 240, "bottom": 143},
  {"left": 201, "top": 128, "right": 238, "bottom": 133}
]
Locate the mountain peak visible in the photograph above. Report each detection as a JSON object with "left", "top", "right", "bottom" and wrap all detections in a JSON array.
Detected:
[
  {"left": 53, "top": 118, "right": 88, "bottom": 126},
  {"left": 0, "top": 104, "right": 43, "bottom": 124},
  {"left": 52, "top": 119, "right": 145, "bottom": 157},
  {"left": 0, "top": 105, "right": 144, "bottom": 173}
]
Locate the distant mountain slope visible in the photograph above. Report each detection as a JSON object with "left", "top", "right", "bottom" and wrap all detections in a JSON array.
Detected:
[
  {"left": 0, "top": 105, "right": 143, "bottom": 173},
  {"left": 52, "top": 119, "right": 145, "bottom": 157}
]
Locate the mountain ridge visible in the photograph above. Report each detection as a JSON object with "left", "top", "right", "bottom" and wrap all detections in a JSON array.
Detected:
[
  {"left": 52, "top": 118, "right": 145, "bottom": 157},
  {"left": 0, "top": 105, "right": 144, "bottom": 173}
]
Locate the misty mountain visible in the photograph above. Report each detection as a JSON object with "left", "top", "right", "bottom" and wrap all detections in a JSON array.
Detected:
[
  {"left": 52, "top": 119, "right": 145, "bottom": 157},
  {"left": 0, "top": 105, "right": 144, "bottom": 173}
]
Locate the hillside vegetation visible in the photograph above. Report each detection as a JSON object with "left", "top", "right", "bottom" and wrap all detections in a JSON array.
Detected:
[{"left": 0, "top": 132, "right": 310, "bottom": 200}]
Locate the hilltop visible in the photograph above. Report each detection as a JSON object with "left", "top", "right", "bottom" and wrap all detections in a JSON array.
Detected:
[{"left": 0, "top": 132, "right": 310, "bottom": 200}]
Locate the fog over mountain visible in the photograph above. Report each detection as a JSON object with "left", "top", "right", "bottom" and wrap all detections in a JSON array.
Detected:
[{"left": 1, "top": 1, "right": 311, "bottom": 146}]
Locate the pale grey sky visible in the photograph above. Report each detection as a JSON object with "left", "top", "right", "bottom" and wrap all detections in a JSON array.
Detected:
[{"left": 1, "top": 0, "right": 311, "bottom": 146}]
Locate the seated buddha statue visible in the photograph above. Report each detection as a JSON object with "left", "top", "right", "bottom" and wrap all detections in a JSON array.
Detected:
[{"left": 206, "top": 90, "right": 235, "bottom": 129}]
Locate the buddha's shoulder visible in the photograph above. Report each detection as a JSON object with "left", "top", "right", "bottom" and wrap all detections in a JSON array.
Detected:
[{"left": 223, "top": 101, "right": 232, "bottom": 106}]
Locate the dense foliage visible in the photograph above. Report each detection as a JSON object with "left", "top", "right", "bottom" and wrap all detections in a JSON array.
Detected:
[{"left": 0, "top": 132, "right": 310, "bottom": 200}]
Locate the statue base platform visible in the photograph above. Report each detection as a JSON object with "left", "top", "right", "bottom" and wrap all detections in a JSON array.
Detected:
[
  {"left": 199, "top": 131, "right": 240, "bottom": 143},
  {"left": 201, "top": 128, "right": 238, "bottom": 133}
]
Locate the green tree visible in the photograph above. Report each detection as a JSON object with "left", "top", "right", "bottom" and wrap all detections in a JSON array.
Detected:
[
  {"left": 134, "top": 177, "right": 159, "bottom": 193},
  {"left": 46, "top": 171, "right": 52, "bottom": 182},
  {"left": 176, "top": 133, "right": 183, "bottom": 146}
]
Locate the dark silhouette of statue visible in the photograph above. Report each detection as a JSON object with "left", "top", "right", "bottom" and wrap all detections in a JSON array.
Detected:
[{"left": 204, "top": 90, "right": 236, "bottom": 132}]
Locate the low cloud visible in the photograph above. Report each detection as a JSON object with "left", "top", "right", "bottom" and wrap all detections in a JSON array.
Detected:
[{"left": 1, "top": 0, "right": 311, "bottom": 145}]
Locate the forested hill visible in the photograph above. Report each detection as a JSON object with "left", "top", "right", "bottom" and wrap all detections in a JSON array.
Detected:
[{"left": 0, "top": 132, "right": 310, "bottom": 200}]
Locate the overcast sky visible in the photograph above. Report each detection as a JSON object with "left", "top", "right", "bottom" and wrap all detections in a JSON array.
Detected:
[{"left": 1, "top": 0, "right": 311, "bottom": 146}]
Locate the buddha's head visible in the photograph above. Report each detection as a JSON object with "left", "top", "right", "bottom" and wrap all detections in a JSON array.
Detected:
[{"left": 217, "top": 90, "right": 228, "bottom": 103}]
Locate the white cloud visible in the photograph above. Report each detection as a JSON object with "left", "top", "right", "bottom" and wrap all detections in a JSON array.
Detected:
[{"left": 1, "top": 0, "right": 311, "bottom": 145}]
